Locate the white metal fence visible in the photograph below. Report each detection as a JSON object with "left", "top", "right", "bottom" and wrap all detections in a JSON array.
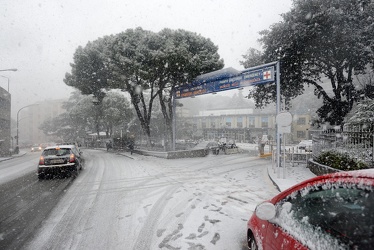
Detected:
[{"left": 311, "top": 127, "right": 374, "bottom": 167}]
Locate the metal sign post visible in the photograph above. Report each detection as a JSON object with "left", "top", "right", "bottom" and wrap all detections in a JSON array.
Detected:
[
  {"left": 276, "top": 61, "right": 281, "bottom": 177},
  {"left": 276, "top": 111, "right": 292, "bottom": 178}
]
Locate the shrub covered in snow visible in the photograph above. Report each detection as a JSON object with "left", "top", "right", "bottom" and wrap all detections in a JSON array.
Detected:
[{"left": 316, "top": 151, "right": 368, "bottom": 171}]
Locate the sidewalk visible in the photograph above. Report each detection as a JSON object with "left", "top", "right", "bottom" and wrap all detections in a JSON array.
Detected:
[
  {"left": 0, "top": 151, "right": 27, "bottom": 162},
  {"left": 267, "top": 161, "right": 316, "bottom": 192},
  {"left": 235, "top": 143, "right": 317, "bottom": 192}
]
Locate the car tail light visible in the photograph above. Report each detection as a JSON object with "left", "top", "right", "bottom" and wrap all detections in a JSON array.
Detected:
[
  {"left": 69, "top": 154, "right": 76, "bottom": 163},
  {"left": 39, "top": 156, "right": 45, "bottom": 165}
]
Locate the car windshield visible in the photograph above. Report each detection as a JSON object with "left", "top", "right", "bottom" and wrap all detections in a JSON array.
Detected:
[{"left": 1, "top": 0, "right": 373, "bottom": 249}]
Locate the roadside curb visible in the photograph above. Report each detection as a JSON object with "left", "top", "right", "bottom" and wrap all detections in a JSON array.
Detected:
[
  {"left": 260, "top": 157, "right": 282, "bottom": 192},
  {"left": 0, "top": 152, "right": 27, "bottom": 162},
  {"left": 117, "top": 152, "right": 135, "bottom": 159},
  {"left": 267, "top": 165, "right": 281, "bottom": 192},
  {"left": 96, "top": 147, "right": 136, "bottom": 160},
  {"left": 266, "top": 158, "right": 317, "bottom": 192}
]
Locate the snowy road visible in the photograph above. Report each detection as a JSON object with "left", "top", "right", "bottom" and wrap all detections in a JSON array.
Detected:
[
  {"left": 3, "top": 149, "right": 279, "bottom": 250},
  {"left": 0, "top": 152, "right": 40, "bottom": 185}
]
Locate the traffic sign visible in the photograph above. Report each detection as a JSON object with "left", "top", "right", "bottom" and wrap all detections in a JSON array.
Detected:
[
  {"left": 276, "top": 112, "right": 292, "bottom": 126},
  {"left": 240, "top": 66, "right": 275, "bottom": 87},
  {"left": 175, "top": 64, "right": 276, "bottom": 99}
]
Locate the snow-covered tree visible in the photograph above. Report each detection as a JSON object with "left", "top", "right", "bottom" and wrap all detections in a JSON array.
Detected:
[
  {"left": 355, "top": 69, "right": 374, "bottom": 99},
  {"left": 102, "top": 91, "right": 133, "bottom": 137},
  {"left": 240, "top": 48, "right": 263, "bottom": 69},
  {"left": 64, "top": 36, "right": 114, "bottom": 136},
  {"left": 64, "top": 36, "right": 112, "bottom": 103},
  {"left": 65, "top": 27, "right": 223, "bottom": 148},
  {"left": 39, "top": 91, "right": 132, "bottom": 141},
  {"left": 345, "top": 99, "right": 374, "bottom": 129},
  {"left": 241, "top": 0, "right": 374, "bottom": 127},
  {"left": 39, "top": 92, "right": 95, "bottom": 142},
  {"left": 155, "top": 28, "right": 224, "bottom": 149}
]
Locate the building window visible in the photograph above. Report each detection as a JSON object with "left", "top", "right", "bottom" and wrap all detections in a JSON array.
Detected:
[
  {"left": 248, "top": 116, "right": 255, "bottom": 127},
  {"left": 237, "top": 117, "right": 243, "bottom": 128},
  {"left": 297, "top": 131, "right": 306, "bottom": 138},
  {"left": 297, "top": 117, "right": 306, "bottom": 125},
  {"left": 226, "top": 117, "right": 232, "bottom": 128},
  {"left": 202, "top": 120, "right": 206, "bottom": 129},
  {"left": 211, "top": 120, "right": 215, "bottom": 128},
  {"left": 261, "top": 117, "right": 268, "bottom": 127}
]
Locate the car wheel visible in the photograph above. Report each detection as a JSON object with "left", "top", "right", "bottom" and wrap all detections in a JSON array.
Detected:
[
  {"left": 38, "top": 173, "right": 44, "bottom": 180},
  {"left": 248, "top": 232, "right": 258, "bottom": 250},
  {"left": 38, "top": 169, "right": 46, "bottom": 180},
  {"left": 71, "top": 166, "right": 79, "bottom": 178}
]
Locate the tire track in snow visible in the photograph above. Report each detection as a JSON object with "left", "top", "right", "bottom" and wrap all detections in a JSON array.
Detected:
[{"left": 133, "top": 184, "right": 183, "bottom": 249}]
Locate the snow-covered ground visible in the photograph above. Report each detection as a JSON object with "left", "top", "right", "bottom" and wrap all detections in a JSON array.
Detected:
[{"left": 2, "top": 147, "right": 316, "bottom": 249}]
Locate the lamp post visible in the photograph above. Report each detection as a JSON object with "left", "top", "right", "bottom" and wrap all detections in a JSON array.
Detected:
[
  {"left": 0, "top": 75, "right": 10, "bottom": 92},
  {"left": 16, "top": 104, "right": 39, "bottom": 148}
]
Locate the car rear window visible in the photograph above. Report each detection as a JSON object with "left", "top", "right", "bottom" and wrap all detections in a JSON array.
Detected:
[{"left": 42, "top": 148, "right": 71, "bottom": 156}]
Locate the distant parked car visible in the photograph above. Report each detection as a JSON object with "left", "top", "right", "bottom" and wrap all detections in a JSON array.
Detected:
[
  {"left": 31, "top": 144, "right": 42, "bottom": 152},
  {"left": 206, "top": 141, "right": 220, "bottom": 155},
  {"left": 298, "top": 139, "right": 313, "bottom": 152},
  {"left": 37, "top": 144, "right": 83, "bottom": 179},
  {"left": 247, "top": 169, "right": 374, "bottom": 249}
]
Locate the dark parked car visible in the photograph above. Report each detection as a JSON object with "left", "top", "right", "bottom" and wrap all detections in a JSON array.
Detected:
[
  {"left": 247, "top": 169, "right": 374, "bottom": 250},
  {"left": 37, "top": 145, "right": 83, "bottom": 179}
]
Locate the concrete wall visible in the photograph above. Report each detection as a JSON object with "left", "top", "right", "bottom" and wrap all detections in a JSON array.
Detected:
[
  {"left": 134, "top": 148, "right": 208, "bottom": 159},
  {"left": 307, "top": 159, "right": 342, "bottom": 176}
]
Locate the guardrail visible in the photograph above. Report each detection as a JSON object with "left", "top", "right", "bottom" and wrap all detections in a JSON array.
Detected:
[{"left": 271, "top": 148, "right": 313, "bottom": 168}]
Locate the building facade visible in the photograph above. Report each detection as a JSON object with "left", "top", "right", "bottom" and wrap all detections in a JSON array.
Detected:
[
  {"left": 177, "top": 107, "right": 312, "bottom": 144},
  {"left": 292, "top": 114, "right": 312, "bottom": 141},
  {"left": 180, "top": 108, "right": 276, "bottom": 143},
  {"left": 0, "top": 87, "right": 11, "bottom": 156}
]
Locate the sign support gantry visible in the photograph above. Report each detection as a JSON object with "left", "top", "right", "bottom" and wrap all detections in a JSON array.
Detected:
[{"left": 173, "top": 61, "right": 283, "bottom": 176}]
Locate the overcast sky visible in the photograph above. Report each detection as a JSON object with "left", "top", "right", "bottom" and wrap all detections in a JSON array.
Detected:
[{"left": 1, "top": 0, "right": 293, "bottom": 118}]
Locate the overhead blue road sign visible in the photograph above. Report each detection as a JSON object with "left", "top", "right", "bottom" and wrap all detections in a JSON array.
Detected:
[
  {"left": 176, "top": 67, "right": 240, "bottom": 98},
  {"left": 175, "top": 64, "right": 276, "bottom": 99},
  {"left": 240, "top": 66, "right": 274, "bottom": 87}
]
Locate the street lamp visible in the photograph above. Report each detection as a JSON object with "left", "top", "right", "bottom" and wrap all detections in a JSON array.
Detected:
[
  {"left": 16, "top": 104, "right": 39, "bottom": 149},
  {"left": 0, "top": 75, "right": 10, "bottom": 92}
]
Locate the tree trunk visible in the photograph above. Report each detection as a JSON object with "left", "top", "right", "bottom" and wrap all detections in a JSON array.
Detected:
[
  {"left": 131, "top": 93, "right": 153, "bottom": 147},
  {"left": 158, "top": 90, "right": 174, "bottom": 151}
]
